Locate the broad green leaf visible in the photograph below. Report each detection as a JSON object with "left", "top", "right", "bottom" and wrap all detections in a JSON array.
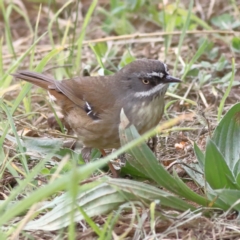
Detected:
[
  {"left": 119, "top": 111, "right": 212, "bottom": 207},
  {"left": 2, "top": 134, "right": 81, "bottom": 162},
  {"left": 213, "top": 102, "right": 240, "bottom": 170},
  {"left": 183, "top": 162, "right": 205, "bottom": 188},
  {"left": 232, "top": 37, "right": 240, "bottom": 52},
  {"left": 108, "top": 178, "right": 195, "bottom": 211},
  {"left": 91, "top": 42, "right": 108, "bottom": 58},
  {"left": 233, "top": 160, "right": 240, "bottom": 179},
  {"left": 185, "top": 68, "right": 199, "bottom": 77},
  {"left": 24, "top": 178, "right": 194, "bottom": 231},
  {"left": 215, "top": 55, "right": 229, "bottom": 72},
  {"left": 236, "top": 172, "right": 240, "bottom": 187},
  {"left": 118, "top": 51, "right": 135, "bottom": 68},
  {"left": 215, "top": 189, "right": 240, "bottom": 211},
  {"left": 121, "top": 160, "right": 150, "bottom": 179},
  {"left": 194, "top": 142, "right": 205, "bottom": 170},
  {"left": 0, "top": 157, "right": 111, "bottom": 227},
  {"left": 206, "top": 191, "right": 231, "bottom": 210},
  {"left": 205, "top": 139, "right": 237, "bottom": 190},
  {"left": 211, "top": 14, "right": 231, "bottom": 29},
  {"left": 211, "top": 14, "right": 238, "bottom": 29}
]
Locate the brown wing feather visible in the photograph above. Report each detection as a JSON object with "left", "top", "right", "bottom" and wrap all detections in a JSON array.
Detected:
[
  {"left": 12, "top": 71, "right": 119, "bottom": 117},
  {"left": 58, "top": 76, "right": 119, "bottom": 116}
]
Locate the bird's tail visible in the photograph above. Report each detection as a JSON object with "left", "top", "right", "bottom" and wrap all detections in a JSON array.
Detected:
[{"left": 11, "top": 70, "right": 56, "bottom": 90}]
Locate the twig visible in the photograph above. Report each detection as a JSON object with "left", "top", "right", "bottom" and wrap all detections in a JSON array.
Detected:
[{"left": 3, "top": 30, "right": 239, "bottom": 60}]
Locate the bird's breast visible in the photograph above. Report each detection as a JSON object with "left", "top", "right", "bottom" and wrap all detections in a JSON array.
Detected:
[{"left": 125, "top": 95, "right": 165, "bottom": 134}]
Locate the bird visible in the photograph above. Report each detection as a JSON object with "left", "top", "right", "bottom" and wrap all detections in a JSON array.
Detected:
[{"left": 12, "top": 59, "right": 181, "bottom": 176}]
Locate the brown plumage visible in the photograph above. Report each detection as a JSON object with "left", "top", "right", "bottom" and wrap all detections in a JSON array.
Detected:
[{"left": 12, "top": 59, "right": 181, "bottom": 149}]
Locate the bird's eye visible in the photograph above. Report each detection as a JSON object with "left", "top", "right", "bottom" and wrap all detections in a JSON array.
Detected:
[{"left": 142, "top": 79, "right": 150, "bottom": 84}]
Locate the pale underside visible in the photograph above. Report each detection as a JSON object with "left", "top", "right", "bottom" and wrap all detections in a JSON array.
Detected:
[{"left": 63, "top": 92, "right": 166, "bottom": 149}]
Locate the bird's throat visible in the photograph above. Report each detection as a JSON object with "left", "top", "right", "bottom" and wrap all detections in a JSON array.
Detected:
[{"left": 133, "top": 83, "right": 168, "bottom": 99}]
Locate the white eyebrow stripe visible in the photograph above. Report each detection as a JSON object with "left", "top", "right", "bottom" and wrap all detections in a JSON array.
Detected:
[
  {"left": 163, "top": 63, "right": 169, "bottom": 74},
  {"left": 147, "top": 71, "right": 164, "bottom": 78},
  {"left": 134, "top": 83, "right": 168, "bottom": 98}
]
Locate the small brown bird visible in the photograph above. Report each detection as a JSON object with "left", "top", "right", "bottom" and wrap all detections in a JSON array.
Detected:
[{"left": 12, "top": 59, "right": 180, "bottom": 150}]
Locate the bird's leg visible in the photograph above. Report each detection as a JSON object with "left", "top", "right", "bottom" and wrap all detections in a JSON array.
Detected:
[{"left": 99, "top": 149, "right": 119, "bottom": 178}]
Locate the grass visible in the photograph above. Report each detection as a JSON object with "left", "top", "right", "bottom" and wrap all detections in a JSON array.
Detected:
[{"left": 1, "top": 0, "right": 240, "bottom": 239}]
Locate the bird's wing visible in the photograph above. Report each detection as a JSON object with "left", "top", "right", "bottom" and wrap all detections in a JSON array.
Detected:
[
  {"left": 13, "top": 70, "right": 119, "bottom": 118},
  {"left": 57, "top": 76, "right": 119, "bottom": 118}
]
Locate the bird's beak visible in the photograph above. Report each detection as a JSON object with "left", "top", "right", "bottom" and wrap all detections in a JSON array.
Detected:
[{"left": 165, "top": 75, "right": 181, "bottom": 83}]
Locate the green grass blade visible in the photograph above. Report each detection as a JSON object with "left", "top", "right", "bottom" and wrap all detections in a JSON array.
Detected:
[
  {"left": 0, "top": 2, "right": 15, "bottom": 58},
  {"left": 48, "top": 0, "right": 73, "bottom": 46},
  {"left": 217, "top": 58, "right": 235, "bottom": 121},
  {"left": 0, "top": 159, "right": 109, "bottom": 228},
  {"left": 75, "top": 0, "right": 98, "bottom": 74},
  {"left": 35, "top": 48, "right": 65, "bottom": 72},
  {"left": 173, "top": 0, "right": 193, "bottom": 75},
  {"left": 0, "top": 37, "right": 3, "bottom": 77},
  {"left": 0, "top": 153, "right": 50, "bottom": 214},
  {"left": 77, "top": 206, "right": 102, "bottom": 236},
  {"left": 0, "top": 101, "right": 29, "bottom": 173},
  {"left": 29, "top": 4, "right": 42, "bottom": 69},
  {"left": 1, "top": 32, "right": 47, "bottom": 84},
  {"left": 12, "top": 4, "right": 34, "bottom": 36},
  {"left": 181, "top": 39, "right": 209, "bottom": 80}
]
